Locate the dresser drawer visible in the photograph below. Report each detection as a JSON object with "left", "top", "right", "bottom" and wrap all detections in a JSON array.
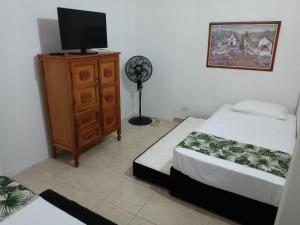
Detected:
[
  {"left": 102, "top": 85, "right": 118, "bottom": 109},
  {"left": 77, "top": 124, "right": 100, "bottom": 148},
  {"left": 71, "top": 60, "right": 98, "bottom": 89},
  {"left": 75, "top": 108, "right": 100, "bottom": 131},
  {"left": 103, "top": 108, "right": 119, "bottom": 133},
  {"left": 100, "top": 61, "right": 116, "bottom": 85},
  {"left": 74, "top": 87, "right": 99, "bottom": 112}
]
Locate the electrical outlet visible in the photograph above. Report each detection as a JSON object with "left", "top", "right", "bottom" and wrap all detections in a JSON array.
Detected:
[
  {"left": 181, "top": 106, "right": 190, "bottom": 112},
  {"left": 179, "top": 106, "right": 203, "bottom": 119}
]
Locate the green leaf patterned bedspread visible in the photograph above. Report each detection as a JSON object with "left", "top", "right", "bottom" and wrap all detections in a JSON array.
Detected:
[
  {"left": 0, "top": 176, "right": 38, "bottom": 222},
  {"left": 177, "top": 132, "right": 291, "bottom": 178}
]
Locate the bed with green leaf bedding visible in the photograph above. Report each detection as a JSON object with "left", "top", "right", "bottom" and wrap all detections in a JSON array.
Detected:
[
  {"left": 0, "top": 176, "right": 116, "bottom": 225},
  {"left": 177, "top": 132, "right": 291, "bottom": 179},
  {"left": 0, "top": 176, "right": 37, "bottom": 222},
  {"left": 173, "top": 104, "right": 296, "bottom": 207}
]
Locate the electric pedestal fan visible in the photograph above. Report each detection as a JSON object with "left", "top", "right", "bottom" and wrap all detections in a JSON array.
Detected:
[{"left": 125, "top": 56, "right": 153, "bottom": 126}]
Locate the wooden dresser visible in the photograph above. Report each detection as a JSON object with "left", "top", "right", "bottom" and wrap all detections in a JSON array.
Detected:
[{"left": 39, "top": 52, "right": 121, "bottom": 167}]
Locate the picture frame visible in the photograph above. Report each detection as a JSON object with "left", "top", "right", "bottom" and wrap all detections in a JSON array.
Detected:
[{"left": 206, "top": 21, "right": 281, "bottom": 71}]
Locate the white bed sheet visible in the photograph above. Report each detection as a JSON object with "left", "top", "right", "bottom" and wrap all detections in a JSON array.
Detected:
[
  {"left": 173, "top": 104, "right": 296, "bottom": 206},
  {"left": 1, "top": 197, "right": 84, "bottom": 225}
]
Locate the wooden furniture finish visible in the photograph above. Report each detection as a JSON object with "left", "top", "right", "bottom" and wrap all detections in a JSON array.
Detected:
[{"left": 39, "top": 52, "right": 121, "bottom": 167}]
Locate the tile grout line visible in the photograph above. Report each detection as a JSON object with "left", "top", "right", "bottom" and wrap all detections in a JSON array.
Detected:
[
  {"left": 131, "top": 190, "right": 157, "bottom": 224},
  {"left": 101, "top": 176, "right": 128, "bottom": 203},
  {"left": 102, "top": 178, "right": 155, "bottom": 217}
]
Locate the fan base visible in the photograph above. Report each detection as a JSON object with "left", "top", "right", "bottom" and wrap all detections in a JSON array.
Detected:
[{"left": 129, "top": 116, "right": 152, "bottom": 126}]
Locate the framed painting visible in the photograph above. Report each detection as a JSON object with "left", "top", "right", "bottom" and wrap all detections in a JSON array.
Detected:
[{"left": 206, "top": 21, "right": 281, "bottom": 71}]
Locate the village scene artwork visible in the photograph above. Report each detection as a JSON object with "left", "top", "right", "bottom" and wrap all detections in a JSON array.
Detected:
[{"left": 207, "top": 22, "right": 281, "bottom": 71}]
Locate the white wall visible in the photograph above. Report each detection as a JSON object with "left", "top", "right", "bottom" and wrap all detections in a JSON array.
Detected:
[
  {"left": 135, "top": 0, "right": 300, "bottom": 121},
  {"left": 275, "top": 140, "right": 300, "bottom": 224},
  {"left": 0, "top": 160, "right": 3, "bottom": 175},
  {"left": 275, "top": 141, "right": 300, "bottom": 225},
  {"left": 1, "top": 0, "right": 300, "bottom": 177},
  {"left": 0, "top": 0, "right": 137, "bottom": 176}
]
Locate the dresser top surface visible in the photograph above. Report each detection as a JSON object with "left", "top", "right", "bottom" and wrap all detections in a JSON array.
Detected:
[{"left": 38, "top": 51, "right": 120, "bottom": 60}]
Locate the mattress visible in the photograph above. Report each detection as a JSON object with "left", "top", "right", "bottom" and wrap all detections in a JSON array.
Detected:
[
  {"left": 135, "top": 117, "right": 205, "bottom": 175},
  {"left": 1, "top": 198, "right": 84, "bottom": 225},
  {"left": 173, "top": 104, "right": 296, "bottom": 206}
]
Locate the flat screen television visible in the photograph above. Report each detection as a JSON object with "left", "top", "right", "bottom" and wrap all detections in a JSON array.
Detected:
[{"left": 57, "top": 7, "right": 108, "bottom": 54}]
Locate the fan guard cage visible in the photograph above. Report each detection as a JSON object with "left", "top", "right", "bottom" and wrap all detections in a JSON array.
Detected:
[{"left": 125, "top": 56, "right": 153, "bottom": 84}]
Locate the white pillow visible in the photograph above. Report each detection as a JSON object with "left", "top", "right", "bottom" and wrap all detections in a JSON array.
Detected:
[{"left": 233, "top": 100, "right": 288, "bottom": 120}]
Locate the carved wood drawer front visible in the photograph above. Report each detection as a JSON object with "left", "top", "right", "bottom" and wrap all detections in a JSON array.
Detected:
[
  {"left": 100, "top": 61, "right": 116, "bottom": 85},
  {"left": 72, "top": 60, "right": 98, "bottom": 89},
  {"left": 77, "top": 125, "right": 100, "bottom": 148},
  {"left": 103, "top": 108, "right": 118, "bottom": 132},
  {"left": 76, "top": 108, "right": 100, "bottom": 130},
  {"left": 102, "top": 85, "right": 117, "bottom": 109},
  {"left": 75, "top": 87, "right": 99, "bottom": 112}
]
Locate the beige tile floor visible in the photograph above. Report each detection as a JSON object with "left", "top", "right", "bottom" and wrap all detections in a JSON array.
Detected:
[{"left": 14, "top": 119, "right": 238, "bottom": 225}]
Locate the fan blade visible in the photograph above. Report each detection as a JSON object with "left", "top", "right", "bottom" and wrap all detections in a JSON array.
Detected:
[
  {"left": 129, "top": 61, "right": 136, "bottom": 69},
  {"left": 141, "top": 69, "right": 151, "bottom": 82},
  {"left": 141, "top": 70, "right": 149, "bottom": 77},
  {"left": 142, "top": 63, "right": 150, "bottom": 71},
  {"left": 135, "top": 58, "right": 145, "bottom": 65}
]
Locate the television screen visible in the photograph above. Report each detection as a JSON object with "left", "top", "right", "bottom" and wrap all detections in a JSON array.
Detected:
[{"left": 57, "top": 7, "right": 108, "bottom": 51}]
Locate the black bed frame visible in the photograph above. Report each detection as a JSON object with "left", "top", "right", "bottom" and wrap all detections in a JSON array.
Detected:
[
  {"left": 170, "top": 167, "right": 277, "bottom": 225},
  {"left": 133, "top": 118, "right": 188, "bottom": 188},
  {"left": 133, "top": 118, "right": 278, "bottom": 225},
  {"left": 40, "top": 189, "right": 116, "bottom": 225}
]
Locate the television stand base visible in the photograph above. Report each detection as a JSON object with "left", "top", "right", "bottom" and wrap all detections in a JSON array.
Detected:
[
  {"left": 49, "top": 53, "right": 66, "bottom": 56},
  {"left": 68, "top": 49, "right": 98, "bottom": 55},
  {"left": 68, "top": 51, "right": 98, "bottom": 55}
]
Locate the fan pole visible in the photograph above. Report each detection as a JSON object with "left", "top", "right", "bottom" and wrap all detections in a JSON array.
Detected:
[
  {"left": 128, "top": 88, "right": 152, "bottom": 126},
  {"left": 139, "top": 89, "right": 142, "bottom": 118}
]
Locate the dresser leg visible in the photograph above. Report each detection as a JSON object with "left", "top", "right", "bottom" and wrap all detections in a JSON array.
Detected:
[
  {"left": 52, "top": 146, "right": 57, "bottom": 159},
  {"left": 117, "top": 128, "right": 121, "bottom": 141},
  {"left": 74, "top": 157, "right": 80, "bottom": 168},
  {"left": 73, "top": 151, "right": 80, "bottom": 168}
]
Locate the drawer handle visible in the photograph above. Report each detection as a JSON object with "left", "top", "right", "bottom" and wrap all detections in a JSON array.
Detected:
[
  {"left": 83, "top": 133, "right": 94, "bottom": 141},
  {"left": 106, "top": 116, "right": 114, "bottom": 125},
  {"left": 81, "top": 92, "right": 92, "bottom": 103},
  {"left": 79, "top": 70, "right": 91, "bottom": 81},
  {"left": 104, "top": 68, "right": 113, "bottom": 78},
  {"left": 105, "top": 94, "right": 114, "bottom": 102},
  {"left": 82, "top": 116, "right": 92, "bottom": 124}
]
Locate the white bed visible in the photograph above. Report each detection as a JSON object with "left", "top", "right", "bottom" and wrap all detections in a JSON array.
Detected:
[
  {"left": 1, "top": 198, "right": 84, "bottom": 225},
  {"left": 0, "top": 171, "right": 84, "bottom": 225},
  {"left": 173, "top": 104, "right": 296, "bottom": 207}
]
